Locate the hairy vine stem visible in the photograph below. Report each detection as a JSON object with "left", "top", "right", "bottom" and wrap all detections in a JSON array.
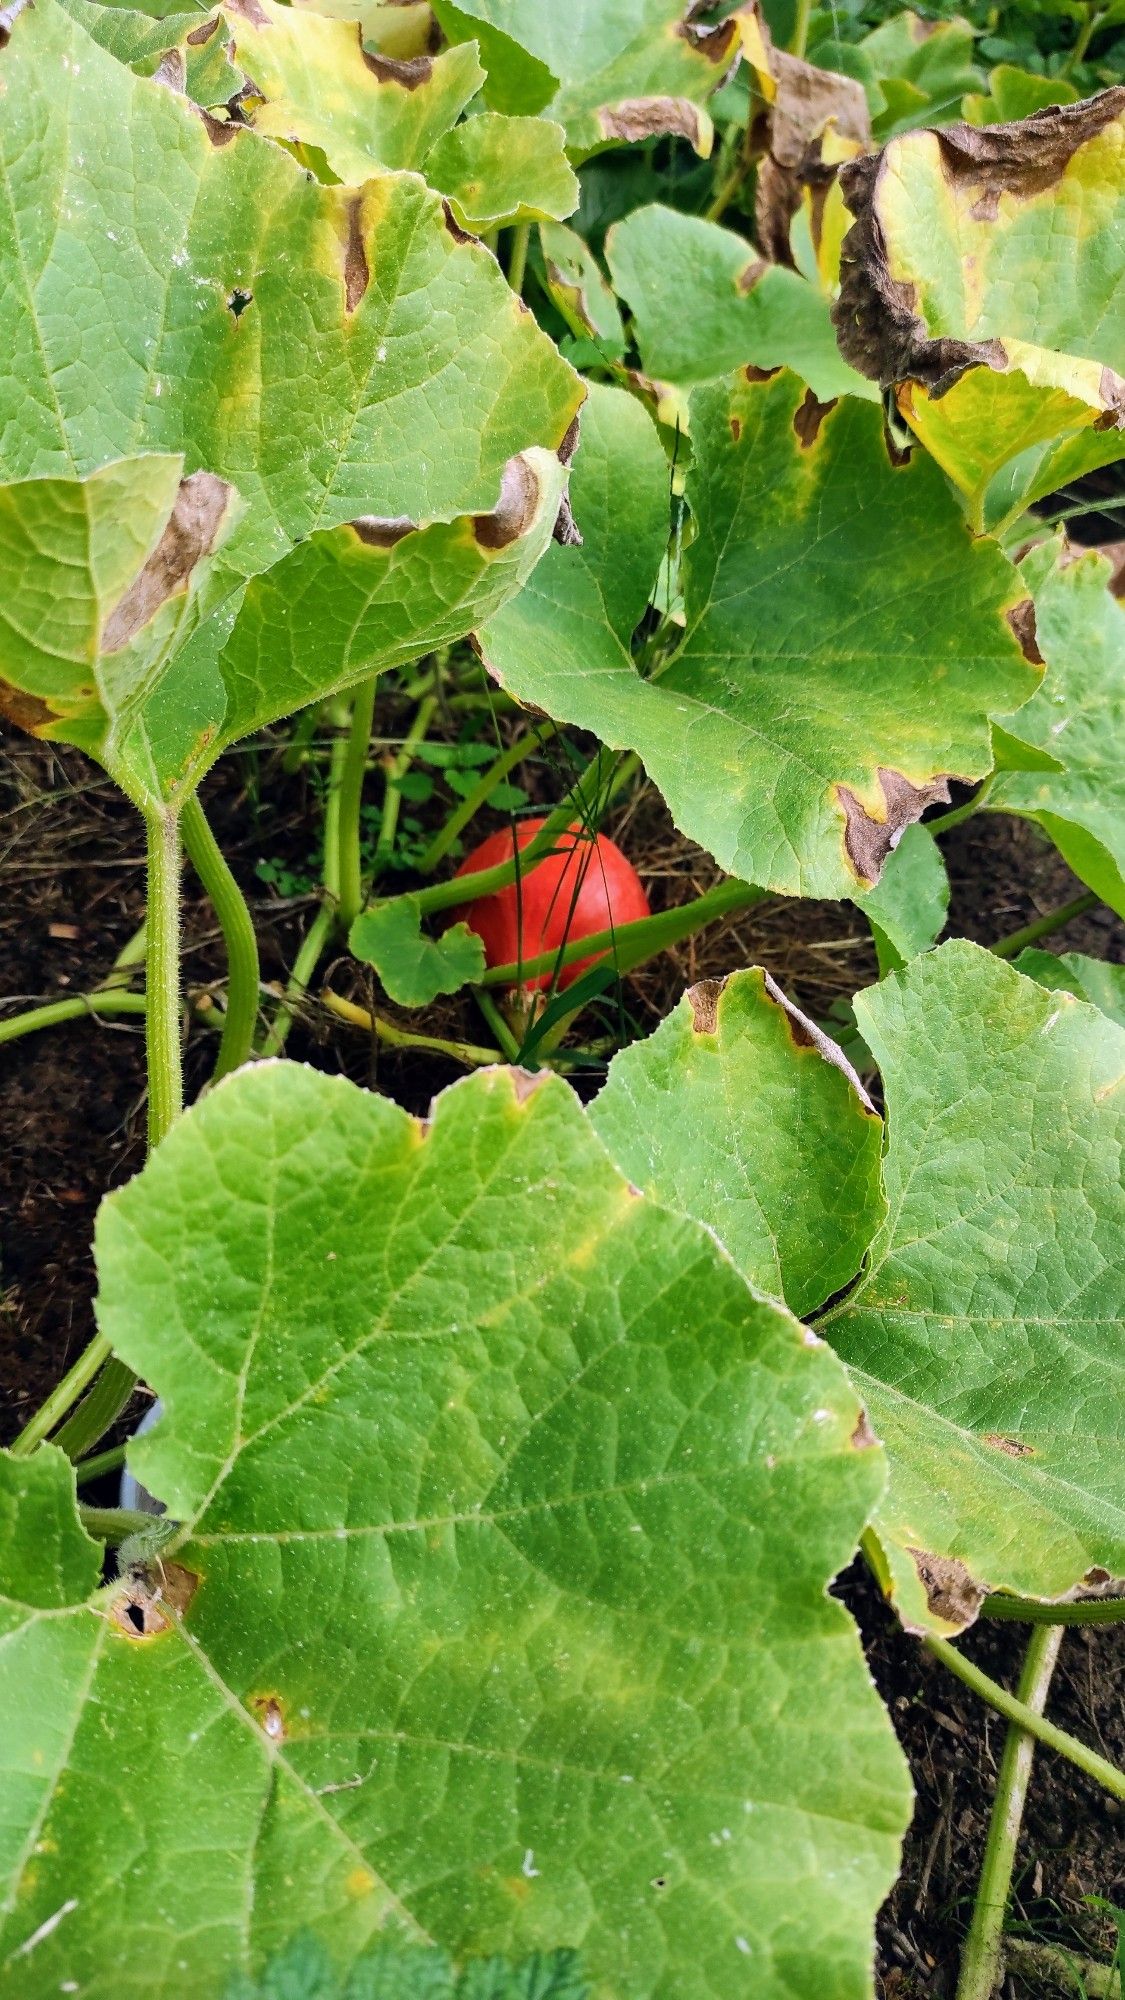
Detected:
[{"left": 956, "top": 1624, "right": 1066, "bottom": 2000}]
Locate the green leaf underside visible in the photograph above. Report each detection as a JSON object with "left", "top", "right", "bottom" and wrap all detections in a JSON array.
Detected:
[
  {"left": 0, "top": 3, "right": 579, "bottom": 805},
  {"left": 826, "top": 943, "right": 1125, "bottom": 1633},
  {"left": 605, "top": 205, "right": 879, "bottom": 407},
  {"left": 0, "top": 1065, "right": 910, "bottom": 1998},
  {"left": 425, "top": 115, "right": 580, "bottom": 231},
  {"left": 590, "top": 968, "right": 885, "bottom": 1320},
  {"left": 853, "top": 822, "right": 949, "bottom": 974},
  {"left": 429, "top": 0, "right": 733, "bottom": 157},
  {"left": 350, "top": 901, "right": 487, "bottom": 1006},
  {"left": 991, "top": 546, "right": 1125, "bottom": 919},
  {"left": 479, "top": 368, "right": 1037, "bottom": 899},
  {"left": 836, "top": 94, "right": 1125, "bottom": 517},
  {"left": 1015, "top": 951, "right": 1125, "bottom": 1032}
]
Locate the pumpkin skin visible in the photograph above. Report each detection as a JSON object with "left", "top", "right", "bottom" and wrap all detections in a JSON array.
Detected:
[{"left": 452, "top": 818, "right": 651, "bottom": 990}]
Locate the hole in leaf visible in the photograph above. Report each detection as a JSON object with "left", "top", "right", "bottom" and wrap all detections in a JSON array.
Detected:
[{"left": 227, "top": 289, "right": 253, "bottom": 318}]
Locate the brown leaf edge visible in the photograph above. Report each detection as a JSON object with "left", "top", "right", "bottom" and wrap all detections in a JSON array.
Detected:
[{"left": 833, "top": 88, "right": 1125, "bottom": 396}]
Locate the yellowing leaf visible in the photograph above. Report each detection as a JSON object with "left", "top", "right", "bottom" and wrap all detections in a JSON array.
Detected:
[{"left": 834, "top": 92, "right": 1125, "bottom": 526}]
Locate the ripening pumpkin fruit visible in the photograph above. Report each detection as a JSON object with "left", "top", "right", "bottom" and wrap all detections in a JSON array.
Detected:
[{"left": 452, "top": 818, "right": 650, "bottom": 990}]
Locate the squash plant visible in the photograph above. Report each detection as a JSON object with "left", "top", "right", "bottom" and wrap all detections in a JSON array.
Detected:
[{"left": 1, "top": 2, "right": 1124, "bottom": 1997}]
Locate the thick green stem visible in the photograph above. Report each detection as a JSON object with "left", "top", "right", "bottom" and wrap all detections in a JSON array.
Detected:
[
  {"left": 507, "top": 221, "right": 531, "bottom": 297},
  {"left": 51, "top": 1359, "right": 138, "bottom": 1464},
  {"left": 991, "top": 891, "right": 1098, "bottom": 960},
  {"left": 78, "top": 1504, "right": 159, "bottom": 1546},
  {"left": 74, "top": 1442, "right": 127, "bottom": 1486},
  {"left": 372, "top": 693, "right": 438, "bottom": 882},
  {"left": 927, "top": 776, "right": 996, "bottom": 837},
  {"left": 322, "top": 988, "right": 502, "bottom": 1068},
  {"left": 473, "top": 987, "right": 522, "bottom": 1063},
  {"left": 926, "top": 1634, "right": 1125, "bottom": 1801},
  {"left": 180, "top": 793, "right": 260, "bottom": 1081},
  {"left": 8, "top": 1332, "right": 114, "bottom": 1457},
  {"left": 336, "top": 677, "right": 378, "bottom": 932},
  {"left": 144, "top": 806, "right": 183, "bottom": 1148},
  {"left": 983, "top": 1593, "right": 1125, "bottom": 1626},
  {"left": 417, "top": 722, "right": 558, "bottom": 874},
  {"left": 0, "top": 989, "right": 148, "bottom": 1046},
  {"left": 480, "top": 878, "right": 767, "bottom": 988},
  {"left": 956, "top": 1624, "right": 1065, "bottom": 2000}
]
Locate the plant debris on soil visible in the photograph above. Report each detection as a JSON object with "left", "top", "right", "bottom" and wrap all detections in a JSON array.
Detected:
[{"left": 2, "top": 722, "right": 1123, "bottom": 1998}]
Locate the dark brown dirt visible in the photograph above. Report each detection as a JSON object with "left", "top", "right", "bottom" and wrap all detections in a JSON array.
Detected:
[{"left": 1, "top": 719, "right": 1123, "bottom": 1996}]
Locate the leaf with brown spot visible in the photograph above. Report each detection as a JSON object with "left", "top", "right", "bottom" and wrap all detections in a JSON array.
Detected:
[
  {"left": 823, "top": 942, "right": 1125, "bottom": 1633},
  {"left": 0, "top": 1065, "right": 909, "bottom": 1995},
  {"left": 990, "top": 542, "right": 1125, "bottom": 919},
  {"left": 731, "top": 0, "right": 870, "bottom": 272},
  {"left": 0, "top": 5, "right": 579, "bottom": 806},
  {"left": 834, "top": 90, "right": 1125, "bottom": 526},
  {"left": 479, "top": 367, "right": 1036, "bottom": 899},
  {"left": 430, "top": 0, "right": 740, "bottom": 160}
]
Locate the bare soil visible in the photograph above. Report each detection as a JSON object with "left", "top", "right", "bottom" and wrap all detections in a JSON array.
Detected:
[{"left": 1, "top": 725, "right": 1122, "bottom": 1996}]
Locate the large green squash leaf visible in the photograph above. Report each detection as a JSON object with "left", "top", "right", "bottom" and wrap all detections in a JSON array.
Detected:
[
  {"left": 0, "top": 1064, "right": 910, "bottom": 1997},
  {"left": 834, "top": 93, "right": 1125, "bottom": 526},
  {"left": 825, "top": 943, "right": 1125, "bottom": 1632},
  {"left": 479, "top": 367, "right": 1039, "bottom": 899},
  {"left": 604, "top": 205, "right": 879, "bottom": 407},
  {"left": 584, "top": 945, "right": 1125, "bottom": 1635},
  {"left": 590, "top": 968, "right": 885, "bottom": 1319},
  {"left": 0, "top": 3, "right": 578, "bottom": 805},
  {"left": 429, "top": 0, "right": 741, "bottom": 158},
  {"left": 990, "top": 545, "right": 1125, "bottom": 918}
]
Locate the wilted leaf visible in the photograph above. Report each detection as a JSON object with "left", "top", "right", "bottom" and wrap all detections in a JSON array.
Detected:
[
  {"left": 605, "top": 204, "right": 879, "bottom": 405},
  {"left": 0, "top": 1064, "right": 910, "bottom": 1996},
  {"left": 430, "top": 0, "right": 743, "bottom": 158},
  {"left": 0, "top": 3, "right": 579, "bottom": 803},
  {"left": 852, "top": 821, "right": 949, "bottom": 973},
  {"left": 1014, "top": 949, "right": 1125, "bottom": 1029},
  {"left": 990, "top": 544, "right": 1125, "bottom": 917},
  {"left": 834, "top": 92, "right": 1125, "bottom": 526},
  {"left": 825, "top": 942, "right": 1125, "bottom": 1632},
  {"left": 350, "top": 899, "right": 487, "bottom": 1005},
  {"left": 732, "top": 0, "right": 870, "bottom": 269},
  {"left": 480, "top": 367, "right": 1038, "bottom": 899},
  {"left": 591, "top": 967, "right": 885, "bottom": 1318},
  {"left": 425, "top": 114, "right": 579, "bottom": 230},
  {"left": 538, "top": 222, "right": 626, "bottom": 362}
]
